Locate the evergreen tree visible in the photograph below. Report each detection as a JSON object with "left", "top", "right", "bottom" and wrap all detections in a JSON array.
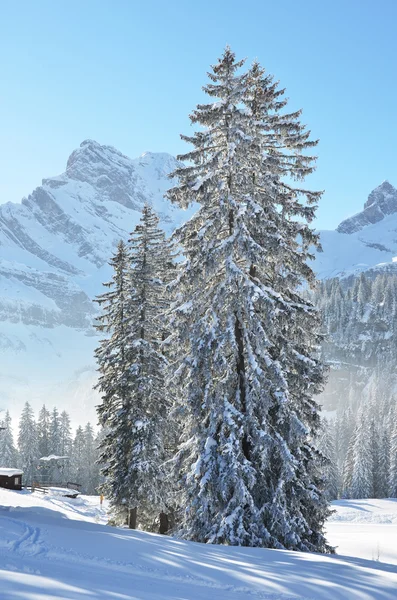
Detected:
[
  {"left": 17, "top": 402, "right": 38, "bottom": 485},
  {"left": 82, "top": 423, "right": 100, "bottom": 494},
  {"left": 0, "top": 411, "right": 18, "bottom": 467},
  {"left": 96, "top": 208, "right": 172, "bottom": 529},
  {"left": 342, "top": 434, "right": 355, "bottom": 498},
  {"left": 71, "top": 426, "right": 86, "bottom": 486},
  {"left": 369, "top": 417, "right": 382, "bottom": 498},
  {"left": 49, "top": 408, "right": 61, "bottom": 455},
  {"left": 166, "top": 48, "right": 331, "bottom": 551},
  {"left": 59, "top": 411, "right": 73, "bottom": 457},
  {"left": 317, "top": 420, "right": 339, "bottom": 500},
  {"left": 350, "top": 408, "right": 373, "bottom": 498},
  {"left": 37, "top": 405, "right": 51, "bottom": 458},
  {"left": 95, "top": 240, "right": 132, "bottom": 519},
  {"left": 389, "top": 405, "right": 397, "bottom": 498},
  {"left": 377, "top": 430, "right": 390, "bottom": 498}
]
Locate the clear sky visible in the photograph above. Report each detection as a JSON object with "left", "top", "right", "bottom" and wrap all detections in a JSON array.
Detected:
[{"left": 0, "top": 0, "right": 395, "bottom": 229}]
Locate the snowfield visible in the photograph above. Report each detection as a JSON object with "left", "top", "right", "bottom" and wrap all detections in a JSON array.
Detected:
[
  {"left": 327, "top": 498, "right": 397, "bottom": 566},
  {"left": 0, "top": 490, "right": 396, "bottom": 599}
]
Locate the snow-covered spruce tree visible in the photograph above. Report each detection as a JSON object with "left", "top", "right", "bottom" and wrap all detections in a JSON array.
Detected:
[
  {"left": 59, "top": 411, "right": 73, "bottom": 458},
  {"left": 0, "top": 411, "right": 18, "bottom": 467},
  {"left": 342, "top": 433, "right": 355, "bottom": 498},
  {"left": 82, "top": 423, "right": 101, "bottom": 494},
  {"left": 377, "top": 430, "right": 390, "bottom": 499},
  {"left": 120, "top": 205, "right": 171, "bottom": 529},
  {"left": 389, "top": 405, "right": 397, "bottom": 498},
  {"left": 71, "top": 425, "right": 86, "bottom": 486},
  {"left": 37, "top": 405, "right": 51, "bottom": 459},
  {"left": 17, "top": 402, "right": 38, "bottom": 485},
  {"left": 350, "top": 408, "right": 373, "bottom": 499},
  {"left": 49, "top": 407, "right": 61, "bottom": 455},
  {"left": 96, "top": 208, "right": 172, "bottom": 529},
  {"left": 317, "top": 419, "right": 339, "bottom": 500},
  {"left": 167, "top": 48, "right": 331, "bottom": 551},
  {"left": 95, "top": 240, "right": 135, "bottom": 523}
]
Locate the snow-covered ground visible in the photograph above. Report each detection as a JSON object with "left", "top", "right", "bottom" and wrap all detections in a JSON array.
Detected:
[
  {"left": 0, "top": 490, "right": 396, "bottom": 599},
  {"left": 327, "top": 498, "right": 397, "bottom": 566}
]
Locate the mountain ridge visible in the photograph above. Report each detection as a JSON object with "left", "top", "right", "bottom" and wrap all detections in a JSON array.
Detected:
[
  {"left": 0, "top": 139, "right": 395, "bottom": 422},
  {"left": 315, "top": 181, "right": 397, "bottom": 279},
  {"left": 0, "top": 140, "right": 194, "bottom": 423},
  {"left": 336, "top": 181, "right": 397, "bottom": 234}
]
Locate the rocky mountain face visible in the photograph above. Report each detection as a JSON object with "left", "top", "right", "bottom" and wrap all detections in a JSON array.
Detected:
[
  {"left": 337, "top": 181, "right": 397, "bottom": 234},
  {"left": 0, "top": 139, "right": 395, "bottom": 424},
  {"left": 315, "top": 181, "right": 397, "bottom": 279},
  {"left": 0, "top": 140, "right": 194, "bottom": 423}
]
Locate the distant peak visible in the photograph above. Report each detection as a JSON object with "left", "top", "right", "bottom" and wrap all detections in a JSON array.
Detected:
[
  {"left": 80, "top": 139, "right": 100, "bottom": 148},
  {"left": 66, "top": 140, "right": 130, "bottom": 174},
  {"left": 364, "top": 180, "right": 396, "bottom": 209},
  {"left": 337, "top": 181, "right": 397, "bottom": 234}
]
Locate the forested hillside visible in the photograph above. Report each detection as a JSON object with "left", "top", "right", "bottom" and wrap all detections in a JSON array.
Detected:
[{"left": 314, "top": 270, "right": 397, "bottom": 499}]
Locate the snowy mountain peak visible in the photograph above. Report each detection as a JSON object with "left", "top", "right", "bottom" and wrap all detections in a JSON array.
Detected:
[
  {"left": 0, "top": 141, "right": 194, "bottom": 422},
  {"left": 364, "top": 180, "right": 396, "bottom": 209},
  {"left": 337, "top": 181, "right": 397, "bottom": 234},
  {"left": 65, "top": 139, "right": 137, "bottom": 194}
]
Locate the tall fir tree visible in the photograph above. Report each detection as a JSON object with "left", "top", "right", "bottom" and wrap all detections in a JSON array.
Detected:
[
  {"left": 95, "top": 240, "right": 134, "bottom": 520},
  {"left": 167, "top": 48, "right": 331, "bottom": 551},
  {"left": 96, "top": 207, "right": 173, "bottom": 528}
]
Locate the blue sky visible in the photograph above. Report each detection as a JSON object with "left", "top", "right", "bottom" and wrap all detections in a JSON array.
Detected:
[{"left": 0, "top": 0, "right": 395, "bottom": 229}]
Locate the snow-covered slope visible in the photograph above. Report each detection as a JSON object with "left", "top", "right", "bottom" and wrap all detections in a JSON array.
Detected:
[
  {"left": 0, "top": 489, "right": 396, "bottom": 599},
  {"left": 315, "top": 181, "right": 397, "bottom": 279},
  {"left": 0, "top": 140, "right": 194, "bottom": 423}
]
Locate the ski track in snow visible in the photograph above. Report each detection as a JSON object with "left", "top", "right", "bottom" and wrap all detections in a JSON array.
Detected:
[
  {"left": 0, "top": 512, "right": 298, "bottom": 600},
  {"left": 0, "top": 491, "right": 397, "bottom": 599}
]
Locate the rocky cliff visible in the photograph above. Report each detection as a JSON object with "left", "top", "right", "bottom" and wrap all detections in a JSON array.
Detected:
[{"left": 0, "top": 140, "right": 193, "bottom": 422}]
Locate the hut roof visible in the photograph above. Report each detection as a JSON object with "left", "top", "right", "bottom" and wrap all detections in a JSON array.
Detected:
[{"left": 0, "top": 468, "right": 23, "bottom": 477}]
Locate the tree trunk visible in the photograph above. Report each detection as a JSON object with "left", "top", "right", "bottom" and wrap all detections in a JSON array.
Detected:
[
  {"left": 159, "top": 512, "right": 169, "bottom": 534},
  {"left": 128, "top": 507, "right": 137, "bottom": 529},
  {"left": 234, "top": 315, "right": 250, "bottom": 461}
]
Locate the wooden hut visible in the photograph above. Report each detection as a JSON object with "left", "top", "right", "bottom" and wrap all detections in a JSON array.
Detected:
[{"left": 0, "top": 468, "right": 23, "bottom": 490}]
